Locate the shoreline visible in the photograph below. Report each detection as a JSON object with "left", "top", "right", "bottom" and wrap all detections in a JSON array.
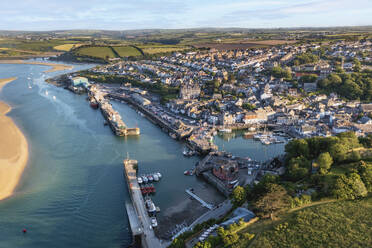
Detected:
[
  {"left": 0, "top": 60, "right": 73, "bottom": 72},
  {"left": 0, "top": 77, "right": 29, "bottom": 201}
]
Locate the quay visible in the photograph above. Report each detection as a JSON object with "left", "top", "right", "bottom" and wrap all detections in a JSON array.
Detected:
[
  {"left": 90, "top": 86, "right": 140, "bottom": 136},
  {"left": 123, "top": 158, "right": 164, "bottom": 248},
  {"left": 109, "top": 92, "right": 193, "bottom": 140},
  {"left": 185, "top": 189, "right": 214, "bottom": 210}
]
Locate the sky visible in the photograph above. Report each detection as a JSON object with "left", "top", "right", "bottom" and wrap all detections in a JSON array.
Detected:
[{"left": 0, "top": 0, "right": 371, "bottom": 31}]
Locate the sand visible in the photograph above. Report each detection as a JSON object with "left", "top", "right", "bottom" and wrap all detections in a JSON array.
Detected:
[
  {"left": 0, "top": 60, "right": 73, "bottom": 72},
  {"left": 0, "top": 77, "right": 29, "bottom": 201}
]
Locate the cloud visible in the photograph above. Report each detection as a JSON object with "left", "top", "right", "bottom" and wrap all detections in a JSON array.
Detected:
[{"left": 0, "top": 0, "right": 371, "bottom": 30}]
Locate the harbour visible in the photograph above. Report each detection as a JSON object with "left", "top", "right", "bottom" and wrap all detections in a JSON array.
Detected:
[{"left": 0, "top": 61, "right": 286, "bottom": 248}]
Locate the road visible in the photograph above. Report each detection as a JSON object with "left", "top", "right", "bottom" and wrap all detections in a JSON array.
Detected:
[{"left": 189, "top": 200, "right": 232, "bottom": 229}]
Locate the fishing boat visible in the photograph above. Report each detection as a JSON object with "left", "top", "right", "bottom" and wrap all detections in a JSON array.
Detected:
[{"left": 89, "top": 97, "right": 99, "bottom": 109}]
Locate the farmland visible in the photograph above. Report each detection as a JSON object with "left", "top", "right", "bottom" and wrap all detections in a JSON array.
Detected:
[
  {"left": 112, "top": 46, "right": 142, "bottom": 57},
  {"left": 53, "top": 43, "right": 83, "bottom": 51},
  {"left": 193, "top": 39, "right": 296, "bottom": 51},
  {"left": 138, "top": 44, "right": 189, "bottom": 54},
  {"left": 75, "top": 46, "right": 116, "bottom": 59}
]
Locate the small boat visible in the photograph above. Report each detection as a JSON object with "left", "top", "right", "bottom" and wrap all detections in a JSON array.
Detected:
[
  {"left": 52, "top": 96, "right": 56, "bottom": 101},
  {"left": 45, "top": 90, "right": 49, "bottom": 96},
  {"left": 156, "top": 172, "right": 162, "bottom": 179},
  {"left": 90, "top": 102, "right": 99, "bottom": 109},
  {"left": 184, "top": 170, "right": 194, "bottom": 176},
  {"left": 145, "top": 197, "right": 156, "bottom": 213},
  {"left": 219, "top": 128, "right": 232, "bottom": 133},
  {"left": 137, "top": 177, "right": 143, "bottom": 184},
  {"left": 153, "top": 174, "right": 159, "bottom": 182},
  {"left": 150, "top": 217, "right": 158, "bottom": 227},
  {"left": 147, "top": 175, "right": 154, "bottom": 182},
  {"left": 103, "top": 121, "right": 108, "bottom": 126},
  {"left": 142, "top": 176, "right": 148, "bottom": 184}
]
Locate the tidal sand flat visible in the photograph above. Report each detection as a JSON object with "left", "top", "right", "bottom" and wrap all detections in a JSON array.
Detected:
[
  {"left": 0, "top": 77, "right": 28, "bottom": 201},
  {"left": 0, "top": 60, "right": 73, "bottom": 72}
]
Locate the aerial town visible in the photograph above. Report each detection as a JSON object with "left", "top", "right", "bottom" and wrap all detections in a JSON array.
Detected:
[
  {"left": 72, "top": 39, "right": 372, "bottom": 140},
  {"left": 44, "top": 37, "right": 372, "bottom": 247}
]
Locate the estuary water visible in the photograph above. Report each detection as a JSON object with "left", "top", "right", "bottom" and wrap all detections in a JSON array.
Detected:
[{"left": 0, "top": 61, "right": 285, "bottom": 247}]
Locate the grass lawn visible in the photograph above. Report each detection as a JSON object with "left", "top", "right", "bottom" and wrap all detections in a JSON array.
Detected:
[
  {"left": 112, "top": 46, "right": 142, "bottom": 57},
  {"left": 244, "top": 196, "right": 372, "bottom": 248}
]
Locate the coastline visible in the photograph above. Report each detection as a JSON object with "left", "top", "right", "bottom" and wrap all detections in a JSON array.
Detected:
[
  {"left": 0, "top": 77, "right": 29, "bottom": 201},
  {"left": 0, "top": 60, "right": 73, "bottom": 72}
]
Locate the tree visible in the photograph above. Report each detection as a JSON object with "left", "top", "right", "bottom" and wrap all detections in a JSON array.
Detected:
[
  {"left": 299, "top": 74, "right": 318, "bottom": 83},
  {"left": 194, "top": 241, "right": 212, "bottom": 248},
  {"left": 255, "top": 184, "right": 290, "bottom": 219},
  {"left": 353, "top": 58, "right": 362, "bottom": 72},
  {"left": 285, "top": 139, "right": 309, "bottom": 160},
  {"left": 232, "top": 186, "right": 246, "bottom": 206},
  {"left": 332, "top": 173, "right": 368, "bottom": 199},
  {"left": 317, "top": 152, "right": 333, "bottom": 174},
  {"left": 286, "top": 156, "right": 310, "bottom": 181},
  {"left": 357, "top": 161, "right": 372, "bottom": 192},
  {"left": 329, "top": 143, "right": 348, "bottom": 163}
]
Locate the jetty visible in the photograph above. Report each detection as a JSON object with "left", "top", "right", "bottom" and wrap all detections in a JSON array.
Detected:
[
  {"left": 109, "top": 92, "right": 193, "bottom": 139},
  {"left": 185, "top": 188, "right": 214, "bottom": 210},
  {"left": 89, "top": 86, "right": 140, "bottom": 136},
  {"left": 123, "top": 158, "right": 164, "bottom": 248}
]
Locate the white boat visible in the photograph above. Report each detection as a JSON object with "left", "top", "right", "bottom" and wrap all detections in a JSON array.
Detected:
[
  {"left": 147, "top": 175, "right": 154, "bottom": 182},
  {"left": 52, "top": 96, "right": 56, "bottom": 101},
  {"left": 45, "top": 90, "right": 49, "bottom": 96},
  {"left": 142, "top": 176, "right": 148, "bottom": 184},
  {"left": 156, "top": 172, "right": 162, "bottom": 179},
  {"left": 219, "top": 128, "right": 232, "bottom": 133},
  {"left": 153, "top": 174, "right": 159, "bottom": 182},
  {"left": 145, "top": 198, "right": 156, "bottom": 213},
  {"left": 150, "top": 217, "right": 158, "bottom": 227},
  {"left": 137, "top": 177, "right": 143, "bottom": 184}
]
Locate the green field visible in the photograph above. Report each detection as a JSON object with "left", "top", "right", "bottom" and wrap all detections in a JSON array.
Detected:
[
  {"left": 75, "top": 46, "right": 117, "bottom": 59},
  {"left": 138, "top": 44, "right": 188, "bottom": 54},
  {"left": 54, "top": 43, "right": 83, "bottom": 51},
  {"left": 112, "top": 46, "right": 142, "bottom": 57},
  {"left": 244, "top": 196, "right": 372, "bottom": 248}
]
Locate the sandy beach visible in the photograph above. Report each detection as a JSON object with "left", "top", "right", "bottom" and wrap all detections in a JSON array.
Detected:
[
  {"left": 0, "top": 60, "right": 73, "bottom": 72},
  {"left": 0, "top": 77, "right": 29, "bottom": 201}
]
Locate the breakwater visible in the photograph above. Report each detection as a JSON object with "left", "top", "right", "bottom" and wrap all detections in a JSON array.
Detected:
[{"left": 89, "top": 86, "right": 140, "bottom": 136}]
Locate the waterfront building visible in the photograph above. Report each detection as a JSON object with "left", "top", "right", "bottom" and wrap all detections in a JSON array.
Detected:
[
  {"left": 72, "top": 76, "right": 90, "bottom": 88},
  {"left": 212, "top": 159, "right": 239, "bottom": 181}
]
